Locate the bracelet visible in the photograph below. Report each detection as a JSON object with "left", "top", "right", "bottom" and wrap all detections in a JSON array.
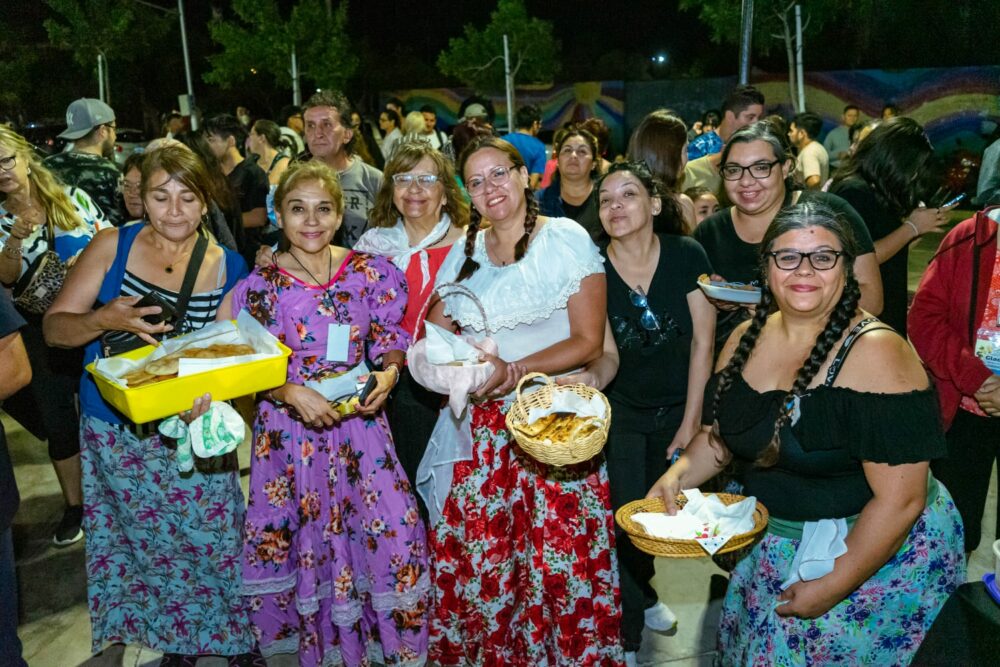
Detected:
[
  {"left": 2, "top": 245, "right": 22, "bottom": 258},
  {"left": 383, "top": 361, "right": 402, "bottom": 384},
  {"left": 903, "top": 220, "right": 920, "bottom": 238}
]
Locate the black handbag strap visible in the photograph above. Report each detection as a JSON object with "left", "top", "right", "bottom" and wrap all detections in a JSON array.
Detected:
[{"left": 173, "top": 233, "right": 208, "bottom": 328}]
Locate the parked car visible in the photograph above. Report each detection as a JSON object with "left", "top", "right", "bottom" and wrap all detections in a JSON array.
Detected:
[{"left": 112, "top": 128, "right": 148, "bottom": 167}]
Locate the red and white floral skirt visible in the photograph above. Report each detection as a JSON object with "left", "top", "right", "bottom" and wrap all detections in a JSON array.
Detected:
[{"left": 428, "top": 400, "right": 626, "bottom": 666}]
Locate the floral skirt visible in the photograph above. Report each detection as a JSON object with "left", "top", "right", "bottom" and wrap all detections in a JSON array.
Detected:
[
  {"left": 242, "top": 400, "right": 429, "bottom": 667},
  {"left": 718, "top": 485, "right": 966, "bottom": 666},
  {"left": 429, "top": 400, "right": 625, "bottom": 667},
  {"left": 80, "top": 415, "right": 253, "bottom": 655}
]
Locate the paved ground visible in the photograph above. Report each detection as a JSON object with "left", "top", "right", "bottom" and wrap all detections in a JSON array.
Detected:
[{"left": 9, "top": 209, "right": 997, "bottom": 666}]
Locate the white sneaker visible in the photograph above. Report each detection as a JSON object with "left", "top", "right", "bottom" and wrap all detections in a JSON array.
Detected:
[
  {"left": 644, "top": 601, "right": 677, "bottom": 631},
  {"left": 624, "top": 651, "right": 638, "bottom": 667}
]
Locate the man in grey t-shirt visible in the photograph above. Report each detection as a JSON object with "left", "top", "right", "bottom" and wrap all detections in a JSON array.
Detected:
[{"left": 300, "top": 90, "right": 383, "bottom": 248}]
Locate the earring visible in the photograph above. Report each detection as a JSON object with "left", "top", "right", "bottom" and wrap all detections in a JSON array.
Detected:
[{"left": 26, "top": 167, "right": 31, "bottom": 175}]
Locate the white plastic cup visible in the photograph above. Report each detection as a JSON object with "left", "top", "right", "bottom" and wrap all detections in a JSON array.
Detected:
[{"left": 993, "top": 539, "right": 1000, "bottom": 580}]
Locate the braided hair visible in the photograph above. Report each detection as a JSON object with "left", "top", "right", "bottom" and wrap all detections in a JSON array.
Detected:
[
  {"left": 455, "top": 135, "right": 534, "bottom": 282},
  {"left": 709, "top": 201, "right": 863, "bottom": 468}
]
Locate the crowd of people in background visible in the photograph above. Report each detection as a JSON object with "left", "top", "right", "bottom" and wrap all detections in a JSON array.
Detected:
[{"left": 0, "top": 81, "right": 998, "bottom": 667}]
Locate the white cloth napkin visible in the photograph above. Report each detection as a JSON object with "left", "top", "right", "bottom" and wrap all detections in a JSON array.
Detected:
[
  {"left": 159, "top": 401, "right": 245, "bottom": 473},
  {"left": 780, "top": 518, "right": 849, "bottom": 590},
  {"left": 525, "top": 390, "right": 607, "bottom": 424},
  {"left": 633, "top": 489, "right": 757, "bottom": 555},
  {"left": 424, "top": 321, "right": 481, "bottom": 365}
]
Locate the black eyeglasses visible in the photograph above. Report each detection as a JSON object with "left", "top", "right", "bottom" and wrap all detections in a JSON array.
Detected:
[
  {"left": 720, "top": 159, "right": 782, "bottom": 181},
  {"left": 768, "top": 250, "right": 844, "bottom": 271},
  {"left": 629, "top": 286, "right": 660, "bottom": 330}
]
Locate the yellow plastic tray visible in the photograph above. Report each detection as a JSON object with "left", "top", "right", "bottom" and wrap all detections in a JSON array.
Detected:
[{"left": 86, "top": 337, "right": 292, "bottom": 424}]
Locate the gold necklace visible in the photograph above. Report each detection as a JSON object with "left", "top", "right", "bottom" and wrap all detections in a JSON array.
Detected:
[{"left": 163, "top": 239, "right": 198, "bottom": 273}]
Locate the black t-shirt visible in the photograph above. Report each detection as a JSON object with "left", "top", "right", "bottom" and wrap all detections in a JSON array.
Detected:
[
  {"left": 227, "top": 158, "right": 269, "bottom": 214},
  {"left": 603, "top": 234, "right": 713, "bottom": 409},
  {"left": 693, "top": 190, "right": 876, "bottom": 346},
  {"left": 828, "top": 178, "right": 908, "bottom": 335},
  {"left": 0, "top": 291, "right": 26, "bottom": 531}
]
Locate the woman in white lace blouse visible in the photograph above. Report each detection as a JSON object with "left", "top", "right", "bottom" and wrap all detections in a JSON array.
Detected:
[{"left": 418, "top": 136, "right": 625, "bottom": 666}]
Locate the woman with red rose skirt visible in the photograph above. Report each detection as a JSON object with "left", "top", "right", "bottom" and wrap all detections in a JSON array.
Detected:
[{"left": 419, "top": 136, "right": 624, "bottom": 666}]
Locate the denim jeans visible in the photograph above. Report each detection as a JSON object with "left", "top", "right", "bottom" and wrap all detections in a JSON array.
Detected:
[{"left": 0, "top": 527, "right": 26, "bottom": 667}]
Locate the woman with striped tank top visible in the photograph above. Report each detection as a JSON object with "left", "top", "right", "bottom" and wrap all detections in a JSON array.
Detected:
[{"left": 43, "top": 144, "right": 259, "bottom": 665}]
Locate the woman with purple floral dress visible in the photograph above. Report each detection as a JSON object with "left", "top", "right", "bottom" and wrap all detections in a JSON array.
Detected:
[{"left": 221, "top": 161, "right": 429, "bottom": 666}]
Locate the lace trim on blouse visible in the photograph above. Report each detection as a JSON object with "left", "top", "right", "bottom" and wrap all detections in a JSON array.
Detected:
[{"left": 436, "top": 217, "right": 604, "bottom": 332}]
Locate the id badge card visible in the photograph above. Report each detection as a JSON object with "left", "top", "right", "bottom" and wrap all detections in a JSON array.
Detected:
[
  {"left": 326, "top": 323, "right": 352, "bottom": 362},
  {"left": 974, "top": 331, "right": 1000, "bottom": 375}
]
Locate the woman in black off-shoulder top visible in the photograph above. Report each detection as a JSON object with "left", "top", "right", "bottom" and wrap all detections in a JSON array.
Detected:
[{"left": 648, "top": 201, "right": 965, "bottom": 666}]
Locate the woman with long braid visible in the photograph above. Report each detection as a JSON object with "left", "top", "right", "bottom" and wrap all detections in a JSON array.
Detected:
[
  {"left": 418, "top": 136, "right": 624, "bottom": 666},
  {"left": 648, "top": 202, "right": 964, "bottom": 665}
]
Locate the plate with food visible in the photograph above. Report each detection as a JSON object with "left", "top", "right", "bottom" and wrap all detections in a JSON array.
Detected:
[{"left": 697, "top": 274, "right": 762, "bottom": 304}]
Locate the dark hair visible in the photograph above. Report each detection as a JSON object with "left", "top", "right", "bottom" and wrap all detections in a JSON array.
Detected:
[
  {"left": 627, "top": 110, "right": 688, "bottom": 192},
  {"left": 515, "top": 104, "right": 541, "bottom": 129},
  {"left": 251, "top": 119, "right": 283, "bottom": 149},
  {"left": 173, "top": 130, "right": 240, "bottom": 220},
  {"left": 380, "top": 108, "right": 401, "bottom": 129},
  {"left": 370, "top": 142, "right": 469, "bottom": 229},
  {"left": 556, "top": 127, "right": 599, "bottom": 177},
  {"left": 848, "top": 120, "right": 870, "bottom": 144},
  {"left": 764, "top": 114, "right": 789, "bottom": 140},
  {"left": 720, "top": 120, "right": 797, "bottom": 194},
  {"left": 792, "top": 112, "right": 823, "bottom": 140},
  {"left": 455, "top": 136, "right": 537, "bottom": 281},
  {"left": 684, "top": 185, "right": 715, "bottom": 201},
  {"left": 122, "top": 152, "right": 145, "bottom": 176},
  {"left": 722, "top": 85, "right": 765, "bottom": 117},
  {"left": 386, "top": 96, "right": 405, "bottom": 112},
  {"left": 302, "top": 90, "right": 357, "bottom": 155},
  {"left": 881, "top": 103, "right": 900, "bottom": 118},
  {"left": 449, "top": 119, "right": 494, "bottom": 163},
  {"left": 831, "top": 116, "right": 933, "bottom": 218},
  {"left": 702, "top": 110, "right": 721, "bottom": 127},
  {"left": 843, "top": 104, "right": 859, "bottom": 115},
  {"left": 578, "top": 117, "right": 611, "bottom": 158},
  {"left": 279, "top": 105, "right": 302, "bottom": 125},
  {"left": 709, "top": 201, "right": 862, "bottom": 467},
  {"left": 141, "top": 143, "right": 215, "bottom": 211},
  {"left": 204, "top": 114, "right": 247, "bottom": 149},
  {"left": 419, "top": 104, "right": 435, "bottom": 115},
  {"left": 599, "top": 160, "right": 686, "bottom": 236}
]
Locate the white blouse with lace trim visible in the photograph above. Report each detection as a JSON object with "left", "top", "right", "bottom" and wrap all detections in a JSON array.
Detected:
[{"left": 433, "top": 217, "right": 604, "bottom": 361}]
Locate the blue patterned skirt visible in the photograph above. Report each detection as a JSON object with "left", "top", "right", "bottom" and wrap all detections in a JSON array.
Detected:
[
  {"left": 718, "top": 485, "right": 966, "bottom": 666},
  {"left": 80, "top": 415, "right": 254, "bottom": 655}
]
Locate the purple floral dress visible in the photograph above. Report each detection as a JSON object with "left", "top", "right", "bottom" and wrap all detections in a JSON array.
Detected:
[{"left": 232, "top": 253, "right": 429, "bottom": 666}]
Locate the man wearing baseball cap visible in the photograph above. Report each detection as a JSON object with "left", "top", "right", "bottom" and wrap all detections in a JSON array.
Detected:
[{"left": 44, "top": 98, "right": 124, "bottom": 227}]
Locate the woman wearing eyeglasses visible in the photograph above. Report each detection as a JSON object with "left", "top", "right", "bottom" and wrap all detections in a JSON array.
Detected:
[
  {"left": 0, "top": 126, "right": 108, "bottom": 548},
  {"left": 421, "top": 136, "right": 623, "bottom": 666},
  {"left": 595, "top": 161, "right": 714, "bottom": 661},
  {"left": 648, "top": 201, "right": 964, "bottom": 665},
  {"left": 692, "top": 121, "right": 883, "bottom": 349},
  {"left": 354, "top": 142, "right": 469, "bottom": 496},
  {"left": 537, "top": 127, "right": 604, "bottom": 241}
]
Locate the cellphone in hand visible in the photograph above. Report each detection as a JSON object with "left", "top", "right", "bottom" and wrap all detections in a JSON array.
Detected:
[
  {"left": 357, "top": 374, "right": 378, "bottom": 405},
  {"left": 941, "top": 193, "right": 966, "bottom": 208},
  {"left": 135, "top": 292, "right": 178, "bottom": 326}
]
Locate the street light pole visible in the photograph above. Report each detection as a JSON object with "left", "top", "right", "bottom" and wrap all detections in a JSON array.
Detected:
[
  {"left": 177, "top": 0, "right": 197, "bottom": 130},
  {"left": 131, "top": 0, "right": 197, "bottom": 129},
  {"left": 739, "top": 0, "right": 754, "bottom": 85}
]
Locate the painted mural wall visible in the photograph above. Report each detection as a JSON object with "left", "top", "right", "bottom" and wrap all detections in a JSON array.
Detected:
[{"left": 392, "top": 66, "right": 1000, "bottom": 157}]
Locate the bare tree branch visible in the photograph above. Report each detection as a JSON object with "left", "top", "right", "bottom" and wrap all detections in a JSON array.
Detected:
[{"left": 463, "top": 54, "right": 504, "bottom": 73}]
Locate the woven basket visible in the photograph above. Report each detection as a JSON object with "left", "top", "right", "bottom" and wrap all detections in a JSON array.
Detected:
[
  {"left": 615, "top": 494, "right": 769, "bottom": 559},
  {"left": 506, "top": 372, "right": 611, "bottom": 467}
]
